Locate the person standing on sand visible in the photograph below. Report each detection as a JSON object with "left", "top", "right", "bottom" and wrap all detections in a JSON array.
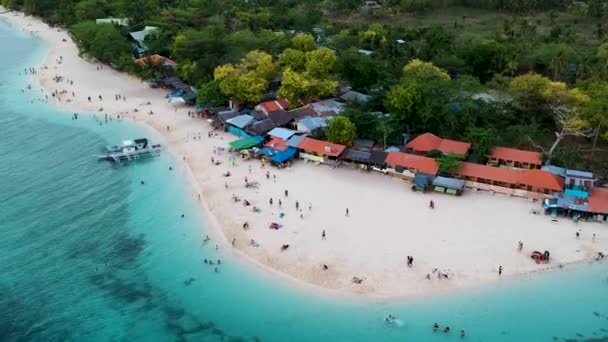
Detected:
[
  {"left": 518, "top": 241, "right": 523, "bottom": 251},
  {"left": 498, "top": 265, "right": 503, "bottom": 276},
  {"left": 322, "top": 230, "right": 326, "bottom": 240},
  {"left": 346, "top": 208, "right": 349, "bottom": 216},
  {"left": 269, "top": 198, "right": 273, "bottom": 206},
  {"left": 284, "top": 189, "right": 288, "bottom": 197},
  {"left": 295, "top": 201, "right": 299, "bottom": 210}
]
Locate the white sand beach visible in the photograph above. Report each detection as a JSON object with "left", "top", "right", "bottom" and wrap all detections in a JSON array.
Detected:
[{"left": 3, "top": 9, "right": 607, "bottom": 298}]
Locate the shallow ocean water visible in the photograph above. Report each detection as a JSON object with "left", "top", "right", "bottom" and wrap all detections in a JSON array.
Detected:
[{"left": 1, "top": 19, "right": 608, "bottom": 342}]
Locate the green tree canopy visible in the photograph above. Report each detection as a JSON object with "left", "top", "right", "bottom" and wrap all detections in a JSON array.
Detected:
[
  {"left": 291, "top": 33, "right": 316, "bottom": 52},
  {"left": 402, "top": 59, "right": 450, "bottom": 83},
  {"left": 70, "top": 22, "right": 130, "bottom": 63},
  {"left": 437, "top": 154, "right": 462, "bottom": 173},
  {"left": 327, "top": 116, "right": 356, "bottom": 145},
  {"left": 196, "top": 80, "right": 227, "bottom": 107},
  {"left": 305, "top": 47, "right": 337, "bottom": 78},
  {"left": 279, "top": 48, "right": 306, "bottom": 72}
]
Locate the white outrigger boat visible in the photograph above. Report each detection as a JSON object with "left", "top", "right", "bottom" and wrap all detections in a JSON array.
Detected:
[{"left": 96, "top": 138, "right": 162, "bottom": 162}]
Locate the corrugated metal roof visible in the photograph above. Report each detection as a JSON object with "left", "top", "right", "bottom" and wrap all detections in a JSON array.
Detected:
[
  {"left": 342, "top": 148, "right": 371, "bottom": 163},
  {"left": 565, "top": 169, "right": 594, "bottom": 179},
  {"left": 247, "top": 118, "right": 275, "bottom": 135},
  {"left": 226, "top": 115, "right": 255, "bottom": 129},
  {"left": 310, "top": 99, "right": 345, "bottom": 116},
  {"left": 433, "top": 176, "right": 465, "bottom": 190},
  {"left": 268, "top": 127, "right": 297, "bottom": 140},
  {"left": 297, "top": 117, "right": 328, "bottom": 132},
  {"left": 286, "top": 134, "right": 306, "bottom": 148},
  {"left": 340, "top": 90, "right": 370, "bottom": 103}
]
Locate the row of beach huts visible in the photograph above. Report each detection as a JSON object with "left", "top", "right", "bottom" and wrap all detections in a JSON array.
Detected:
[{"left": 204, "top": 98, "right": 608, "bottom": 224}]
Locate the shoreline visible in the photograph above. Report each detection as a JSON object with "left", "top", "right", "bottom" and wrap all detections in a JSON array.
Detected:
[{"left": 2, "top": 8, "right": 607, "bottom": 300}]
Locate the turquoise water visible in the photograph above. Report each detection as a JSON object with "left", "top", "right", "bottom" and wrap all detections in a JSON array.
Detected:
[{"left": 1, "top": 19, "right": 608, "bottom": 342}]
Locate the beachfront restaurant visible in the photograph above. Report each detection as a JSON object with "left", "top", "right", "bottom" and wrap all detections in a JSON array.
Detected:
[
  {"left": 544, "top": 187, "right": 608, "bottom": 222},
  {"left": 296, "top": 137, "right": 346, "bottom": 164},
  {"left": 487, "top": 146, "right": 543, "bottom": 170},
  {"left": 432, "top": 176, "right": 465, "bottom": 195},
  {"left": 384, "top": 151, "right": 439, "bottom": 181},
  {"left": 455, "top": 162, "right": 564, "bottom": 199}
]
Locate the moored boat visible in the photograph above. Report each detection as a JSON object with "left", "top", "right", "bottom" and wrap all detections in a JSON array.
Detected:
[{"left": 96, "top": 138, "right": 161, "bottom": 162}]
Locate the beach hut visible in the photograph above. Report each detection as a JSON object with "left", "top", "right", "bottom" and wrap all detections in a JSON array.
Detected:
[
  {"left": 405, "top": 132, "right": 471, "bottom": 157},
  {"left": 341, "top": 148, "right": 372, "bottom": 169},
  {"left": 432, "top": 176, "right": 465, "bottom": 195},
  {"left": 369, "top": 150, "right": 388, "bottom": 173},
  {"left": 384, "top": 151, "right": 439, "bottom": 180},
  {"left": 270, "top": 148, "right": 298, "bottom": 166},
  {"left": 267, "top": 127, "right": 297, "bottom": 141},
  {"left": 412, "top": 173, "right": 435, "bottom": 192},
  {"left": 225, "top": 115, "right": 255, "bottom": 137},
  {"left": 268, "top": 110, "right": 298, "bottom": 127},
  {"left": 296, "top": 117, "right": 328, "bottom": 136},
  {"left": 297, "top": 137, "right": 346, "bottom": 164},
  {"left": 487, "top": 147, "right": 542, "bottom": 169},
  {"left": 339, "top": 90, "right": 370, "bottom": 104},
  {"left": 286, "top": 134, "right": 306, "bottom": 149},
  {"left": 309, "top": 99, "right": 345, "bottom": 117},
  {"left": 246, "top": 118, "right": 276, "bottom": 136},
  {"left": 353, "top": 139, "right": 375, "bottom": 152},
  {"left": 255, "top": 99, "right": 289, "bottom": 115}
]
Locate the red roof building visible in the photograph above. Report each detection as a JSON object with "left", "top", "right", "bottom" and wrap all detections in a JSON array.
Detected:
[
  {"left": 134, "top": 54, "right": 176, "bottom": 66},
  {"left": 457, "top": 162, "right": 521, "bottom": 187},
  {"left": 385, "top": 151, "right": 439, "bottom": 175},
  {"left": 588, "top": 188, "right": 608, "bottom": 214},
  {"left": 457, "top": 162, "right": 564, "bottom": 194},
  {"left": 406, "top": 133, "right": 471, "bottom": 156},
  {"left": 518, "top": 169, "right": 564, "bottom": 192},
  {"left": 487, "top": 147, "right": 542, "bottom": 169},
  {"left": 256, "top": 99, "right": 289, "bottom": 115},
  {"left": 297, "top": 137, "right": 345, "bottom": 158},
  {"left": 264, "top": 137, "right": 288, "bottom": 151}
]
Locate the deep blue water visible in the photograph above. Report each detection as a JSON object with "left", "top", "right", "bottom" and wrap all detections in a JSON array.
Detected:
[{"left": 1, "top": 18, "right": 608, "bottom": 342}]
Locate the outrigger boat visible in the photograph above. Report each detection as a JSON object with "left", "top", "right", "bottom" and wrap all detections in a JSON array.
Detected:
[{"left": 96, "top": 138, "right": 161, "bottom": 162}]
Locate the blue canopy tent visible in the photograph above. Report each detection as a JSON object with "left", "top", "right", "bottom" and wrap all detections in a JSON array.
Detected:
[{"left": 270, "top": 147, "right": 298, "bottom": 164}]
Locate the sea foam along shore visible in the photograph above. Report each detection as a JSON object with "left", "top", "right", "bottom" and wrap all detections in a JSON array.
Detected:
[{"left": 2, "top": 8, "right": 607, "bottom": 299}]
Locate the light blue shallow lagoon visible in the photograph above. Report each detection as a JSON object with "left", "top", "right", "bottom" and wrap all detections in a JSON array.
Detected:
[{"left": 1, "top": 19, "right": 608, "bottom": 342}]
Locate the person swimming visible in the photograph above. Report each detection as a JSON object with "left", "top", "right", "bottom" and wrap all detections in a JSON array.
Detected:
[
  {"left": 433, "top": 322, "right": 439, "bottom": 331},
  {"left": 444, "top": 326, "right": 450, "bottom": 333}
]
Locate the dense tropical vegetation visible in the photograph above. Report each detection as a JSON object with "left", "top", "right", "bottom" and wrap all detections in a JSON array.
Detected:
[{"left": 3, "top": 0, "right": 608, "bottom": 172}]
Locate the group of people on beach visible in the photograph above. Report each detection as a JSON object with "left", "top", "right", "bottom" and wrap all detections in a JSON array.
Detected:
[{"left": 202, "top": 235, "right": 222, "bottom": 273}]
